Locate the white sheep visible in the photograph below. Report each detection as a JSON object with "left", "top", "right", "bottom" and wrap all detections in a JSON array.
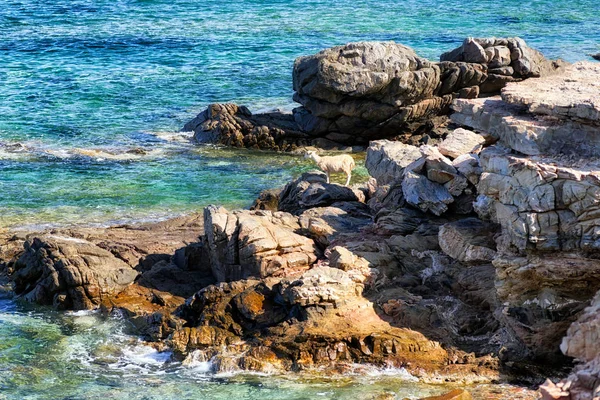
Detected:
[{"left": 304, "top": 150, "right": 356, "bottom": 186}]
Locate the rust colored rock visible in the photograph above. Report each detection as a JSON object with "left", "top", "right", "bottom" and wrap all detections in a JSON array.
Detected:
[{"left": 419, "top": 389, "right": 472, "bottom": 400}]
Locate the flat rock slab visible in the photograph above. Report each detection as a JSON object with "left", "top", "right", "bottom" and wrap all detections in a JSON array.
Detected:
[{"left": 502, "top": 61, "right": 600, "bottom": 123}]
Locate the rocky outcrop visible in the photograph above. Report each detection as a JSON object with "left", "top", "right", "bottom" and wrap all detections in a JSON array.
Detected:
[
  {"left": 278, "top": 171, "right": 366, "bottom": 215},
  {"left": 12, "top": 235, "right": 139, "bottom": 310},
  {"left": 170, "top": 264, "right": 498, "bottom": 380},
  {"left": 183, "top": 103, "right": 309, "bottom": 151},
  {"left": 292, "top": 41, "right": 485, "bottom": 144},
  {"left": 184, "top": 38, "right": 562, "bottom": 151},
  {"left": 441, "top": 37, "right": 565, "bottom": 93},
  {"left": 366, "top": 139, "right": 480, "bottom": 217},
  {"left": 539, "top": 290, "right": 600, "bottom": 400},
  {"left": 448, "top": 61, "right": 600, "bottom": 369},
  {"left": 203, "top": 206, "right": 319, "bottom": 282},
  {"left": 452, "top": 62, "right": 600, "bottom": 157}
]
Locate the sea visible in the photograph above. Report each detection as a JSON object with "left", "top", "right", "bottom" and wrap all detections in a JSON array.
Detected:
[{"left": 0, "top": 0, "right": 598, "bottom": 398}]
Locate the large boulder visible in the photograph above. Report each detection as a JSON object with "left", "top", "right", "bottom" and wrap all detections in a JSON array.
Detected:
[
  {"left": 203, "top": 206, "right": 318, "bottom": 282},
  {"left": 292, "top": 41, "right": 487, "bottom": 143},
  {"left": 12, "top": 235, "right": 139, "bottom": 310}
]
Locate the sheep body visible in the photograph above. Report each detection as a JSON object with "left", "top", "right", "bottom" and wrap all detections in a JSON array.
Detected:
[{"left": 304, "top": 151, "right": 356, "bottom": 186}]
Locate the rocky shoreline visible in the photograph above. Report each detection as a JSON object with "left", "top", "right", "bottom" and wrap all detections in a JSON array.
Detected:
[{"left": 1, "top": 38, "right": 600, "bottom": 399}]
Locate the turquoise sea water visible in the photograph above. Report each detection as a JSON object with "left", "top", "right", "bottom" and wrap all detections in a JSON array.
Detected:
[
  {"left": 0, "top": 0, "right": 599, "bottom": 398},
  {"left": 1, "top": 0, "right": 599, "bottom": 227}
]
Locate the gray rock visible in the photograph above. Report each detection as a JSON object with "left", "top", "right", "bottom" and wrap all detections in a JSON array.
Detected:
[
  {"left": 438, "top": 218, "right": 498, "bottom": 264},
  {"left": 366, "top": 140, "right": 421, "bottom": 185},
  {"left": 13, "top": 236, "right": 139, "bottom": 310},
  {"left": 278, "top": 172, "right": 364, "bottom": 215},
  {"left": 402, "top": 171, "right": 454, "bottom": 216},
  {"left": 438, "top": 128, "right": 485, "bottom": 159}
]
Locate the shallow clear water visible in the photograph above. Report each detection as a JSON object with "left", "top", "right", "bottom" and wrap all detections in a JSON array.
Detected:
[
  {"left": 1, "top": 0, "right": 599, "bottom": 227},
  {"left": 0, "top": 298, "right": 539, "bottom": 400}
]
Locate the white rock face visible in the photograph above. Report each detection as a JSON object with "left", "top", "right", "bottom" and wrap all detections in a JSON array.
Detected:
[
  {"left": 502, "top": 61, "right": 600, "bottom": 123},
  {"left": 438, "top": 128, "right": 486, "bottom": 159},
  {"left": 451, "top": 62, "right": 600, "bottom": 157}
]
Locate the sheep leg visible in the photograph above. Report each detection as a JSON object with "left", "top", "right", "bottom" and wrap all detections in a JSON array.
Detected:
[
  {"left": 326, "top": 172, "right": 330, "bottom": 184},
  {"left": 345, "top": 171, "right": 351, "bottom": 186}
]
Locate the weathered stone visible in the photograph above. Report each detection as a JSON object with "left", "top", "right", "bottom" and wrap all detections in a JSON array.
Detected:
[
  {"left": 250, "top": 188, "right": 282, "bottom": 211},
  {"left": 502, "top": 61, "right": 600, "bottom": 123},
  {"left": 278, "top": 171, "right": 364, "bottom": 215},
  {"left": 298, "top": 202, "right": 372, "bottom": 247},
  {"left": 438, "top": 218, "right": 498, "bottom": 264},
  {"left": 438, "top": 128, "right": 485, "bottom": 159},
  {"left": 452, "top": 153, "right": 483, "bottom": 185},
  {"left": 13, "top": 235, "right": 139, "bottom": 310},
  {"left": 183, "top": 103, "right": 307, "bottom": 151},
  {"left": 366, "top": 140, "right": 421, "bottom": 185},
  {"left": 403, "top": 171, "right": 454, "bottom": 216},
  {"left": 204, "top": 206, "right": 318, "bottom": 282},
  {"left": 293, "top": 41, "right": 487, "bottom": 143}
]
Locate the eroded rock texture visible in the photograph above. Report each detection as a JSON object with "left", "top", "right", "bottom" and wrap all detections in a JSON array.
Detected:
[
  {"left": 13, "top": 235, "right": 139, "bottom": 310},
  {"left": 204, "top": 206, "right": 318, "bottom": 282},
  {"left": 184, "top": 38, "right": 562, "bottom": 151},
  {"left": 292, "top": 41, "right": 486, "bottom": 144}
]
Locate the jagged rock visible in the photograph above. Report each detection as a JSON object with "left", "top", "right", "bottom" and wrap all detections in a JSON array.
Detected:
[
  {"left": 452, "top": 63, "right": 600, "bottom": 157},
  {"left": 12, "top": 235, "right": 139, "bottom": 310},
  {"left": 278, "top": 171, "right": 364, "bottom": 215},
  {"left": 298, "top": 202, "right": 372, "bottom": 247},
  {"left": 293, "top": 41, "right": 487, "bottom": 143},
  {"left": 183, "top": 103, "right": 307, "bottom": 151},
  {"left": 250, "top": 188, "right": 282, "bottom": 211},
  {"left": 366, "top": 140, "right": 421, "bottom": 185},
  {"left": 100, "top": 284, "right": 185, "bottom": 341},
  {"left": 438, "top": 218, "right": 498, "bottom": 264},
  {"left": 136, "top": 260, "right": 214, "bottom": 299},
  {"left": 403, "top": 171, "right": 454, "bottom": 216},
  {"left": 438, "top": 128, "right": 485, "bottom": 159},
  {"left": 375, "top": 207, "right": 427, "bottom": 236},
  {"left": 204, "top": 206, "right": 318, "bottom": 282},
  {"left": 477, "top": 145, "right": 600, "bottom": 253},
  {"left": 441, "top": 37, "right": 565, "bottom": 93},
  {"left": 502, "top": 61, "right": 600, "bottom": 123},
  {"left": 544, "top": 290, "right": 600, "bottom": 400},
  {"left": 452, "top": 154, "right": 483, "bottom": 185},
  {"left": 328, "top": 246, "right": 371, "bottom": 272}
]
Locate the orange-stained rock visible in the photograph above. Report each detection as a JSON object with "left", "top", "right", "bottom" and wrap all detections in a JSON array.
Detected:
[{"left": 419, "top": 389, "right": 472, "bottom": 400}]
